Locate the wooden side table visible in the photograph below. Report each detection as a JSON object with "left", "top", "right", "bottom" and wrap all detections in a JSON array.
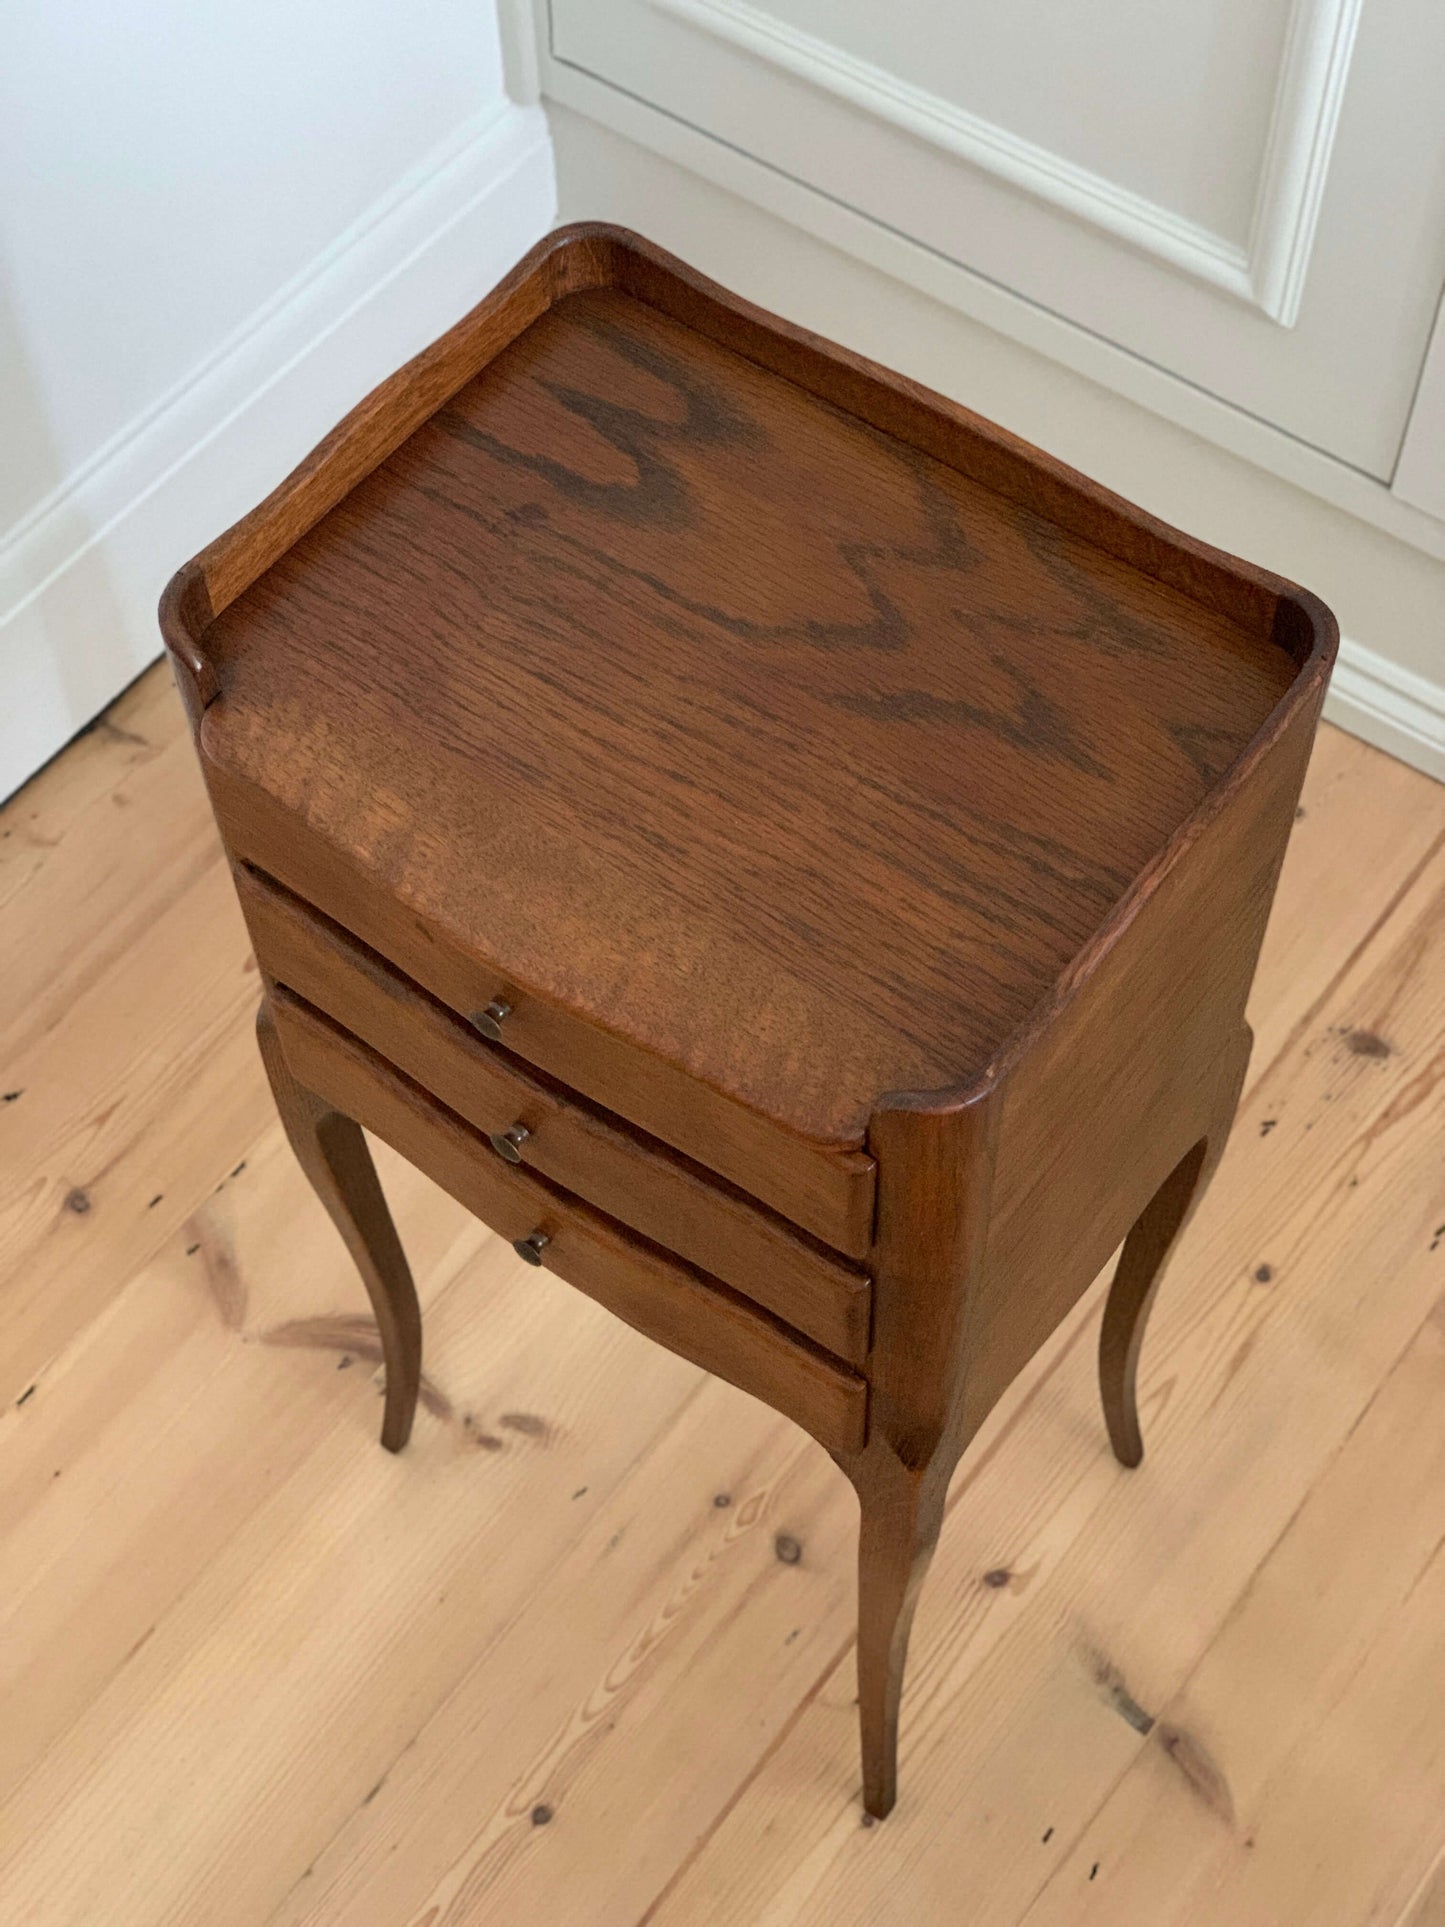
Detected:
[{"left": 160, "top": 224, "right": 1335, "bottom": 1818}]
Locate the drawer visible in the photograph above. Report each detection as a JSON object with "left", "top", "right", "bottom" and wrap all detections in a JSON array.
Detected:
[
  {"left": 269, "top": 987, "right": 869, "bottom": 1456},
  {"left": 238, "top": 865, "right": 873, "bottom": 1365},
  {"left": 204, "top": 758, "right": 877, "bottom": 1259}
]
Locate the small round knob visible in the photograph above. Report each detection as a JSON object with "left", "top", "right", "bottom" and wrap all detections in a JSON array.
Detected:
[
  {"left": 513, "top": 1229, "right": 550, "bottom": 1265},
  {"left": 488, "top": 1122, "right": 531, "bottom": 1164},
  {"left": 470, "top": 1000, "right": 511, "bottom": 1041}
]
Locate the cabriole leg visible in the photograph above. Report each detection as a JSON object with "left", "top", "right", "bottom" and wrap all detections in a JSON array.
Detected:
[
  {"left": 256, "top": 996, "right": 422, "bottom": 1452},
  {"left": 1099, "top": 1028, "right": 1252, "bottom": 1468},
  {"left": 849, "top": 1445, "right": 952, "bottom": 1819}
]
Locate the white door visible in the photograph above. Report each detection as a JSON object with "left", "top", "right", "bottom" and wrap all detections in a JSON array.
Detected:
[{"left": 550, "top": 0, "right": 1445, "bottom": 476}]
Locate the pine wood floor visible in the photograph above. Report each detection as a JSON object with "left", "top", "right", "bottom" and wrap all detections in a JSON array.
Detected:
[{"left": 1, "top": 662, "right": 1443, "bottom": 1927}]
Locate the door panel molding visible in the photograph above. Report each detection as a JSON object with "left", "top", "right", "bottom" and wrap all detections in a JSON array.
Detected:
[{"left": 649, "top": 0, "right": 1361, "bottom": 325}]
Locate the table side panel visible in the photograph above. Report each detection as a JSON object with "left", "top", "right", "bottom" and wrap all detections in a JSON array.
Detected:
[
  {"left": 195, "top": 267, "right": 1296, "bottom": 1150},
  {"left": 957, "top": 685, "right": 1326, "bottom": 1436}
]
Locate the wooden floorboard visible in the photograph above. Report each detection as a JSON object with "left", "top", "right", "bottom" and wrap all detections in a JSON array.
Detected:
[{"left": 1, "top": 666, "right": 1442, "bottom": 1926}]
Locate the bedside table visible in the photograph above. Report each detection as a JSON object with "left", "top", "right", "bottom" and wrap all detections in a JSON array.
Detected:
[{"left": 160, "top": 223, "right": 1335, "bottom": 1819}]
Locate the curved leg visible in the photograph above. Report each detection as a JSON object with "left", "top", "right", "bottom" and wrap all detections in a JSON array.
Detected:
[
  {"left": 256, "top": 997, "right": 422, "bottom": 1452},
  {"left": 849, "top": 1445, "right": 952, "bottom": 1819},
  {"left": 1099, "top": 1028, "right": 1252, "bottom": 1468}
]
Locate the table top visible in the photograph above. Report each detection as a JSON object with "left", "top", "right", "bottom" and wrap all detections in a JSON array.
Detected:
[{"left": 195, "top": 230, "right": 1313, "bottom": 1151}]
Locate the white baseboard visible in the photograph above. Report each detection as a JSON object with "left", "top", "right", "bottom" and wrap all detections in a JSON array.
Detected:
[
  {"left": 0, "top": 101, "right": 556, "bottom": 803},
  {"left": 1327, "top": 638, "right": 1445, "bottom": 782}
]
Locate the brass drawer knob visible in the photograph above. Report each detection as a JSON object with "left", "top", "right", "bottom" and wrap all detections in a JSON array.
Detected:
[
  {"left": 488, "top": 1122, "right": 531, "bottom": 1164},
  {"left": 469, "top": 1000, "right": 511, "bottom": 1041},
  {"left": 514, "top": 1229, "right": 550, "bottom": 1265}
]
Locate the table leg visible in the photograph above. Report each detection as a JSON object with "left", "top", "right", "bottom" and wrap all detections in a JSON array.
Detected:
[
  {"left": 256, "top": 995, "right": 422, "bottom": 1452},
  {"left": 849, "top": 1445, "right": 952, "bottom": 1819},
  {"left": 1099, "top": 1026, "right": 1252, "bottom": 1468}
]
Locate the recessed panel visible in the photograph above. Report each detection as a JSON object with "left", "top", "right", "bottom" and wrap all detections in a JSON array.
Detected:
[
  {"left": 770, "top": 0, "right": 1291, "bottom": 240},
  {"left": 552, "top": 0, "right": 1445, "bottom": 471}
]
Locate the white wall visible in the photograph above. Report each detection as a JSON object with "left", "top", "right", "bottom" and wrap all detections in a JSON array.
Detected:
[{"left": 0, "top": 0, "right": 556, "bottom": 799}]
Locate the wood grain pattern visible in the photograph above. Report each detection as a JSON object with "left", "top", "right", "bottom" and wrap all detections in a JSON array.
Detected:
[
  {"left": 269, "top": 987, "right": 868, "bottom": 1456},
  {"left": 235, "top": 863, "right": 872, "bottom": 1361},
  {"left": 166, "top": 229, "right": 1324, "bottom": 1189},
  {"left": 3, "top": 671, "right": 1443, "bottom": 1924},
  {"left": 196, "top": 267, "right": 1300, "bottom": 1152}
]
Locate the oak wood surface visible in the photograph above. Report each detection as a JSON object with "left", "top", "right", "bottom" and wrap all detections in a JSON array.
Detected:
[
  {"left": 179, "top": 225, "right": 1315, "bottom": 1179},
  {"left": 236, "top": 862, "right": 872, "bottom": 1363},
  {"left": 269, "top": 987, "right": 868, "bottom": 1457},
  {"left": 2, "top": 678, "right": 1442, "bottom": 1925}
]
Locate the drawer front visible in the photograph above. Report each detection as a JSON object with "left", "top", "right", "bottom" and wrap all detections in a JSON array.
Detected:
[
  {"left": 208, "top": 767, "right": 875, "bottom": 1257},
  {"left": 270, "top": 988, "right": 869, "bottom": 1456},
  {"left": 239, "top": 866, "right": 872, "bottom": 1366}
]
